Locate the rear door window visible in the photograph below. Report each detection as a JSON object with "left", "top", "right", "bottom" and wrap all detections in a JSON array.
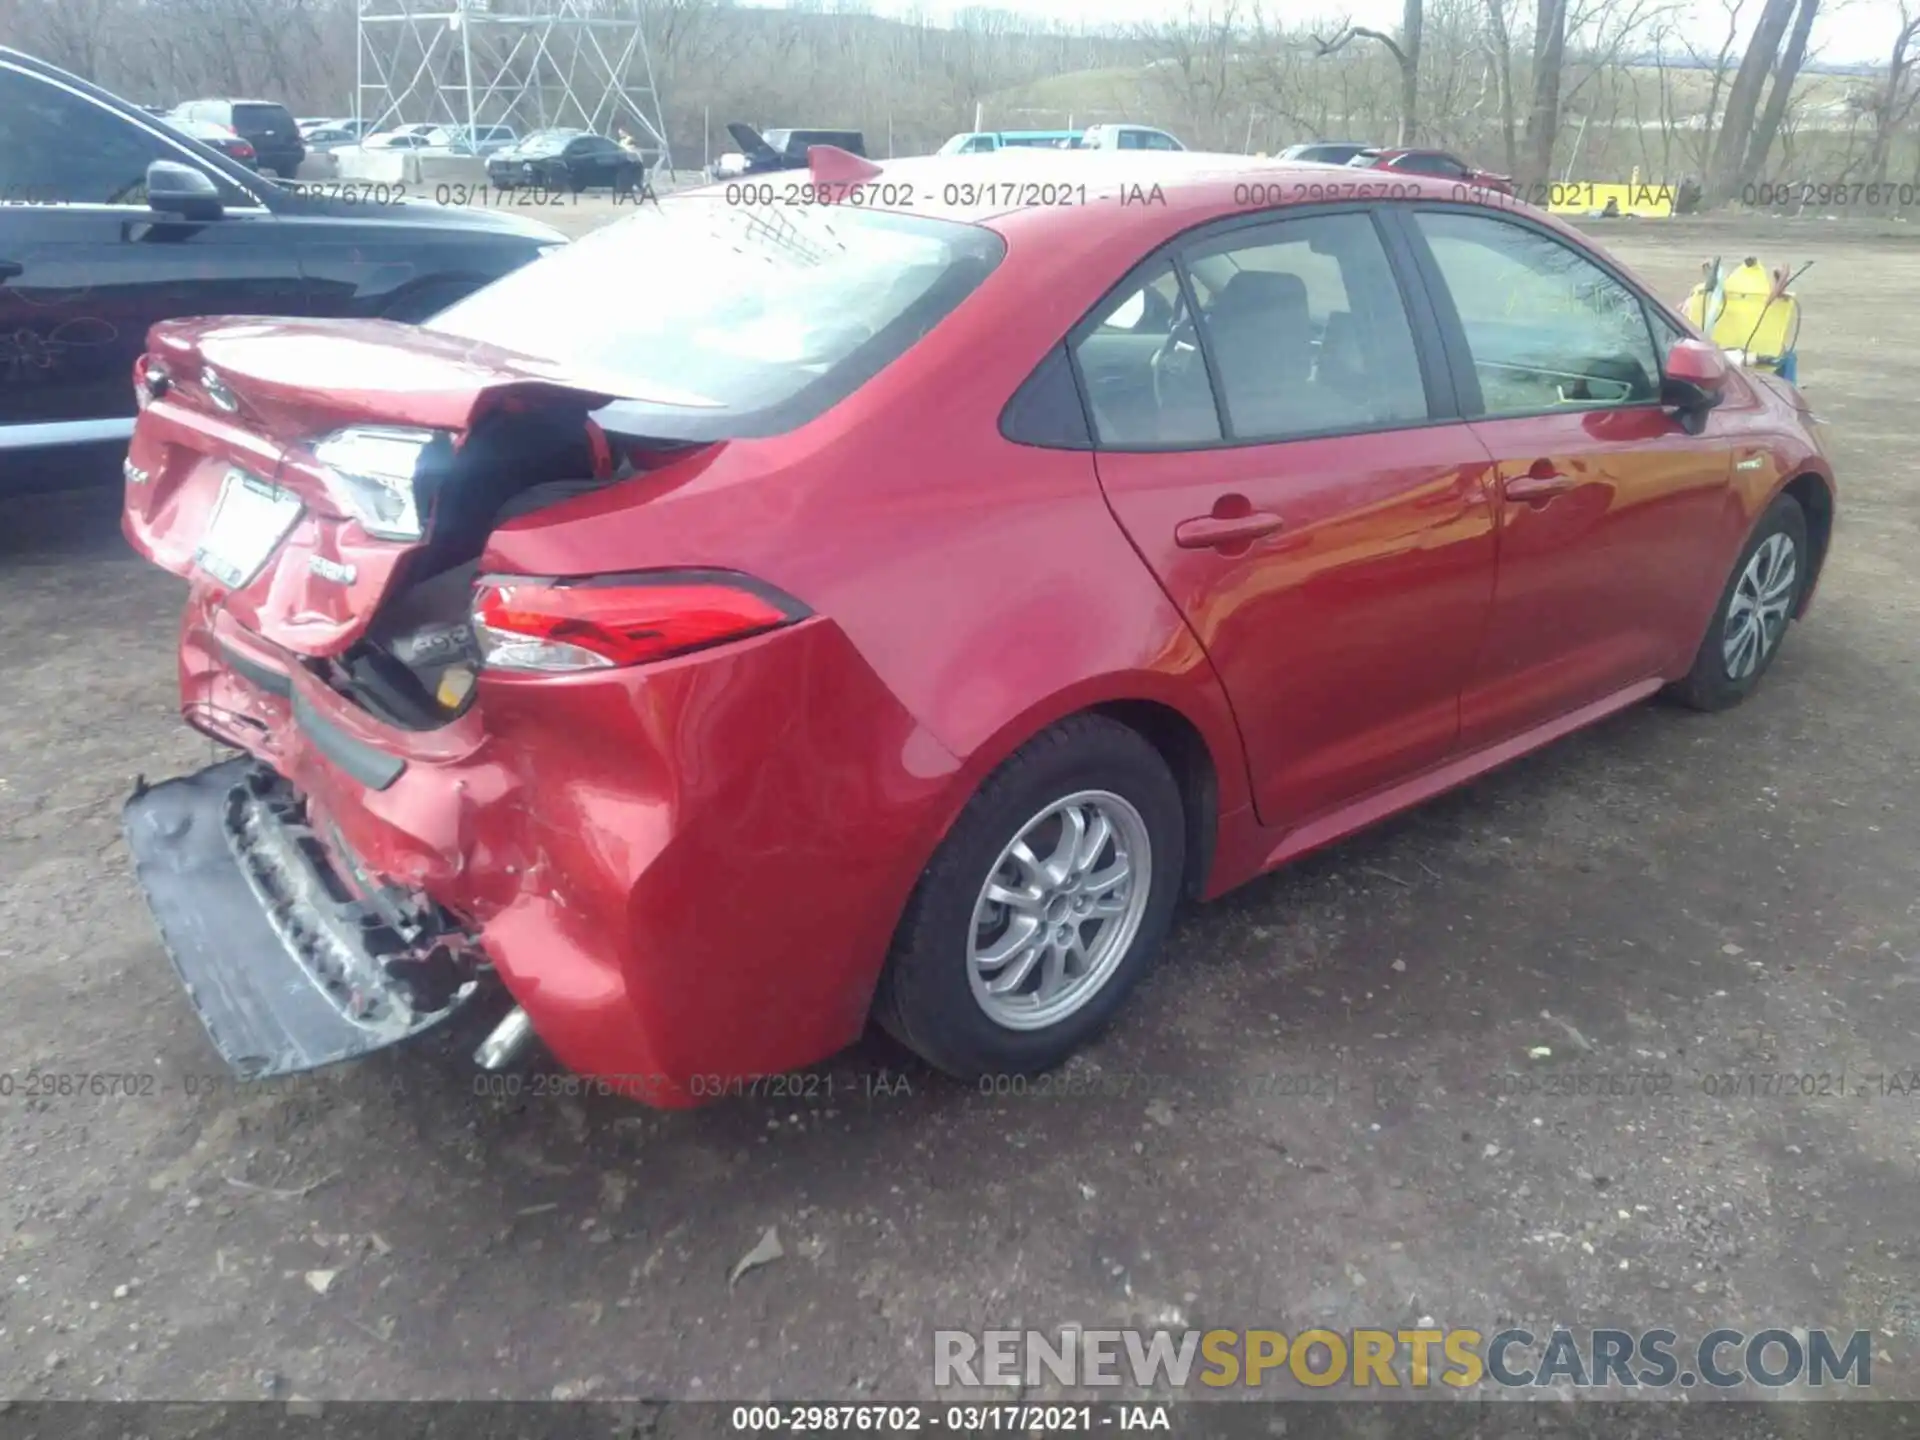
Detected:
[
  {"left": 1070, "top": 260, "right": 1220, "bottom": 447},
  {"left": 1184, "top": 211, "right": 1429, "bottom": 441}
]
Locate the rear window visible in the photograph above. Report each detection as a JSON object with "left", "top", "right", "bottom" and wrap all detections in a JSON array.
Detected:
[
  {"left": 232, "top": 103, "right": 295, "bottom": 132},
  {"left": 426, "top": 198, "right": 1004, "bottom": 440}
]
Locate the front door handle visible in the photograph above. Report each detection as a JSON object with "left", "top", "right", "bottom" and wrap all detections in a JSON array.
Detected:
[
  {"left": 0, "top": 260, "right": 23, "bottom": 283},
  {"left": 1175, "top": 509, "right": 1287, "bottom": 550},
  {"left": 1503, "top": 460, "right": 1577, "bottom": 503}
]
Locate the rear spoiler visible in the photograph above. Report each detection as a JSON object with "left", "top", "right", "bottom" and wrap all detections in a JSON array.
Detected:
[{"left": 807, "top": 144, "right": 883, "bottom": 199}]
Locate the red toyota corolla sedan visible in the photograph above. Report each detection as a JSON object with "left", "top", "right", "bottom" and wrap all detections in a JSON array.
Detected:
[{"left": 120, "top": 150, "right": 1835, "bottom": 1106}]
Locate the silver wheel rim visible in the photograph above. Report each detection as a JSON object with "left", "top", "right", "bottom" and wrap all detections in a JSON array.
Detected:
[
  {"left": 967, "top": 790, "right": 1152, "bottom": 1031},
  {"left": 1722, "top": 531, "right": 1798, "bottom": 681}
]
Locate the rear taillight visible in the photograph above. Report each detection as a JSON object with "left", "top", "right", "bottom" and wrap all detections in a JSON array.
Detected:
[
  {"left": 311, "top": 426, "right": 445, "bottom": 540},
  {"left": 472, "top": 572, "right": 808, "bottom": 673}
]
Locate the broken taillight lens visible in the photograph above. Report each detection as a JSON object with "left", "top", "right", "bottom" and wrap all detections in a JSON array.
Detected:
[{"left": 471, "top": 572, "right": 808, "bottom": 673}]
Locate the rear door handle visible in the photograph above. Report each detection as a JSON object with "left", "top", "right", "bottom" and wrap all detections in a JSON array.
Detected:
[
  {"left": 1175, "top": 510, "right": 1287, "bottom": 550},
  {"left": 0, "top": 260, "right": 23, "bottom": 283},
  {"left": 1503, "top": 461, "right": 1577, "bottom": 503}
]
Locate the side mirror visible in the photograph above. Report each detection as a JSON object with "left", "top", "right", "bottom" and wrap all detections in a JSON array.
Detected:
[
  {"left": 1661, "top": 336, "right": 1729, "bottom": 434},
  {"left": 147, "top": 160, "right": 224, "bottom": 221}
]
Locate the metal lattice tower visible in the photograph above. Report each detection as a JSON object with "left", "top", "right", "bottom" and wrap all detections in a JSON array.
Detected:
[{"left": 355, "top": 0, "right": 671, "bottom": 167}]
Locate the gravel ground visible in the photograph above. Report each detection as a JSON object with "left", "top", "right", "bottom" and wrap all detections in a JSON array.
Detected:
[{"left": 0, "top": 212, "right": 1915, "bottom": 1404}]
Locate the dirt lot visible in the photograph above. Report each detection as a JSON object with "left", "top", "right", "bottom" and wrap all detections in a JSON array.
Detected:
[{"left": 1, "top": 210, "right": 1916, "bottom": 1404}]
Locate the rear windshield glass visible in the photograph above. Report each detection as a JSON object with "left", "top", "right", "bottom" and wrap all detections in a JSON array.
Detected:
[
  {"left": 426, "top": 198, "right": 1004, "bottom": 440},
  {"left": 232, "top": 103, "right": 294, "bottom": 131}
]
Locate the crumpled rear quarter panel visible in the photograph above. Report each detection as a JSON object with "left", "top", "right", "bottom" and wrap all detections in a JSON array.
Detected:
[{"left": 179, "top": 590, "right": 963, "bottom": 1104}]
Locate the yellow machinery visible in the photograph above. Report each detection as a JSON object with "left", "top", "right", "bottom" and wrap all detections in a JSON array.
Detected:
[{"left": 1682, "top": 256, "right": 1808, "bottom": 382}]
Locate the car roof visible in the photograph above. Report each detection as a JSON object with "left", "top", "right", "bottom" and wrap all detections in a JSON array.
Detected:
[{"left": 676, "top": 149, "right": 1557, "bottom": 242}]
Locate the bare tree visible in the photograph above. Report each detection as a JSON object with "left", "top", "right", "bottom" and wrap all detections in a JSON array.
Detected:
[
  {"left": 1484, "top": 0, "right": 1517, "bottom": 173},
  {"left": 1519, "top": 0, "right": 1566, "bottom": 188},
  {"left": 1740, "top": 0, "right": 1819, "bottom": 184},
  {"left": 1704, "top": 0, "right": 1797, "bottom": 202},
  {"left": 1863, "top": 3, "right": 1920, "bottom": 182},
  {"left": 1312, "top": 0, "right": 1423, "bottom": 144}
]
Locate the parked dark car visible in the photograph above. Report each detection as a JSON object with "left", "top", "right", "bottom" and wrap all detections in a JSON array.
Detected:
[
  {"left": 486, "top": 128, "right": 649, "bottom": 194},
  {"left": 170, "top": 97, "right": 305, "bottom": 176},
  {"left": 725, "top": 121, "right": 867, "bottom": 174},
  {"left": 166, "top": 115, "right": 258, "bottom": 167},
  {"left": 0, "top": 47, "right": 567, "bottom": 491},
  {"left": 1350, "top": 146, "right": 1516, "bottom": 194},
  {"left": 1277, "top": 141, "right": 1370, "bottom": 165}
]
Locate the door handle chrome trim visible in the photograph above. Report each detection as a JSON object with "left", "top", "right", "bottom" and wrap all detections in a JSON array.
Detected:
[
  {"left": 1502, "top": 472, "right": 1576, "bottom": 502},
  {"left": 1174, "top": 511, "right": 1287, "bottom": 550}
]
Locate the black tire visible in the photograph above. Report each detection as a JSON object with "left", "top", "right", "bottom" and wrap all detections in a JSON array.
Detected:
[
  {"left": 1668, "top": 492, "right": 1810, "bottom": 712},
  {"left": 874, "top": 714, "right": 1185, "bottom": 1080}
]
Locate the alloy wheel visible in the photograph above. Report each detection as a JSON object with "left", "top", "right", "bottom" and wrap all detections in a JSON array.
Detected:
[
  {"left": 967, "top": 790, "right": 1152, "bottom": 1031},
  {"left": 1722, "top": 531, "right": 1798, "bottom": 681}
]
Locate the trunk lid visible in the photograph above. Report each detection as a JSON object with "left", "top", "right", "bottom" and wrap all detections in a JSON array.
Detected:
[
  {"left": 124, "top": 317, "right": 616, "bottom": 658},
  {"left": 726, "top": 121, "right": 784, "bottom": 166}
]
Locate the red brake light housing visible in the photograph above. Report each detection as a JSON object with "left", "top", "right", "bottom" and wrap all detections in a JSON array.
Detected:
[{"left": 472, "top": 571, "right": 810, "bottom": 674}]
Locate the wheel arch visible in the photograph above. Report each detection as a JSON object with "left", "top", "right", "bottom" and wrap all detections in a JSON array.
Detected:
[
  {"left": 908, "top": 675, "right": 1249, "bottom": 911},
  {"left": 1090, "top": 698, "right": 1220, "bottom": 902},
  {"left": 1780, "top": 470, "right": 1834, "bottom": 617}
]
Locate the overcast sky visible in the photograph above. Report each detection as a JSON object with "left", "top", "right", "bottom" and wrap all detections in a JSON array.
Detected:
[{"left": 864, "top": 0, "right": 1908, "bottom": 66}]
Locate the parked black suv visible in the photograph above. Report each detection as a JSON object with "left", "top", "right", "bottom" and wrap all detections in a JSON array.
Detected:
[
  {"left": 170, "top": 98, "right": 305, "bottom": 177},
  {"left": 0, "top": 48, "right": 567, "bottom": 491}
]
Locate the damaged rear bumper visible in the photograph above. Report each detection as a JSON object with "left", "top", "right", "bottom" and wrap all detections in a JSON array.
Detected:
[{"left": 122, "top": 758, "right": 482, "bottom": 1078}]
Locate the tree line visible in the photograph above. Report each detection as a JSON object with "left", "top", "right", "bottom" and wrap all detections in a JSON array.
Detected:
[{"left": 4, "top": 0, "right": 1918, "bottom": 201}]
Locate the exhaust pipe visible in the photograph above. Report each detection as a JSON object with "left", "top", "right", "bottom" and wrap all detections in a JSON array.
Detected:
[{"left": 474, "top": 1006, "right": 534, "bottom": 1071}]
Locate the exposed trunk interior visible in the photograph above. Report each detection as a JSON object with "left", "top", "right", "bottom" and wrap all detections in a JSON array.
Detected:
[{"left": 311, "top": 406, "right": 699, "bottom": 731}]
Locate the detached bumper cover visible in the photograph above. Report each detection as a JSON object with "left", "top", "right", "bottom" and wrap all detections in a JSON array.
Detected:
[{"left": 122, "top": 758, "right": 479, "bottom": 1078}]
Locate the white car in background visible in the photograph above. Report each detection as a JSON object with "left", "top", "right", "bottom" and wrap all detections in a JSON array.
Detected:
[
  {"left": 426, "top": 123, "right": 518, "bottom": 156},
  {"left": 1076, "top": 123, "right": 1186, "bottom": 151},
  {"left": 362, "top": 123, "right": 442, "bottom": 150}
]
